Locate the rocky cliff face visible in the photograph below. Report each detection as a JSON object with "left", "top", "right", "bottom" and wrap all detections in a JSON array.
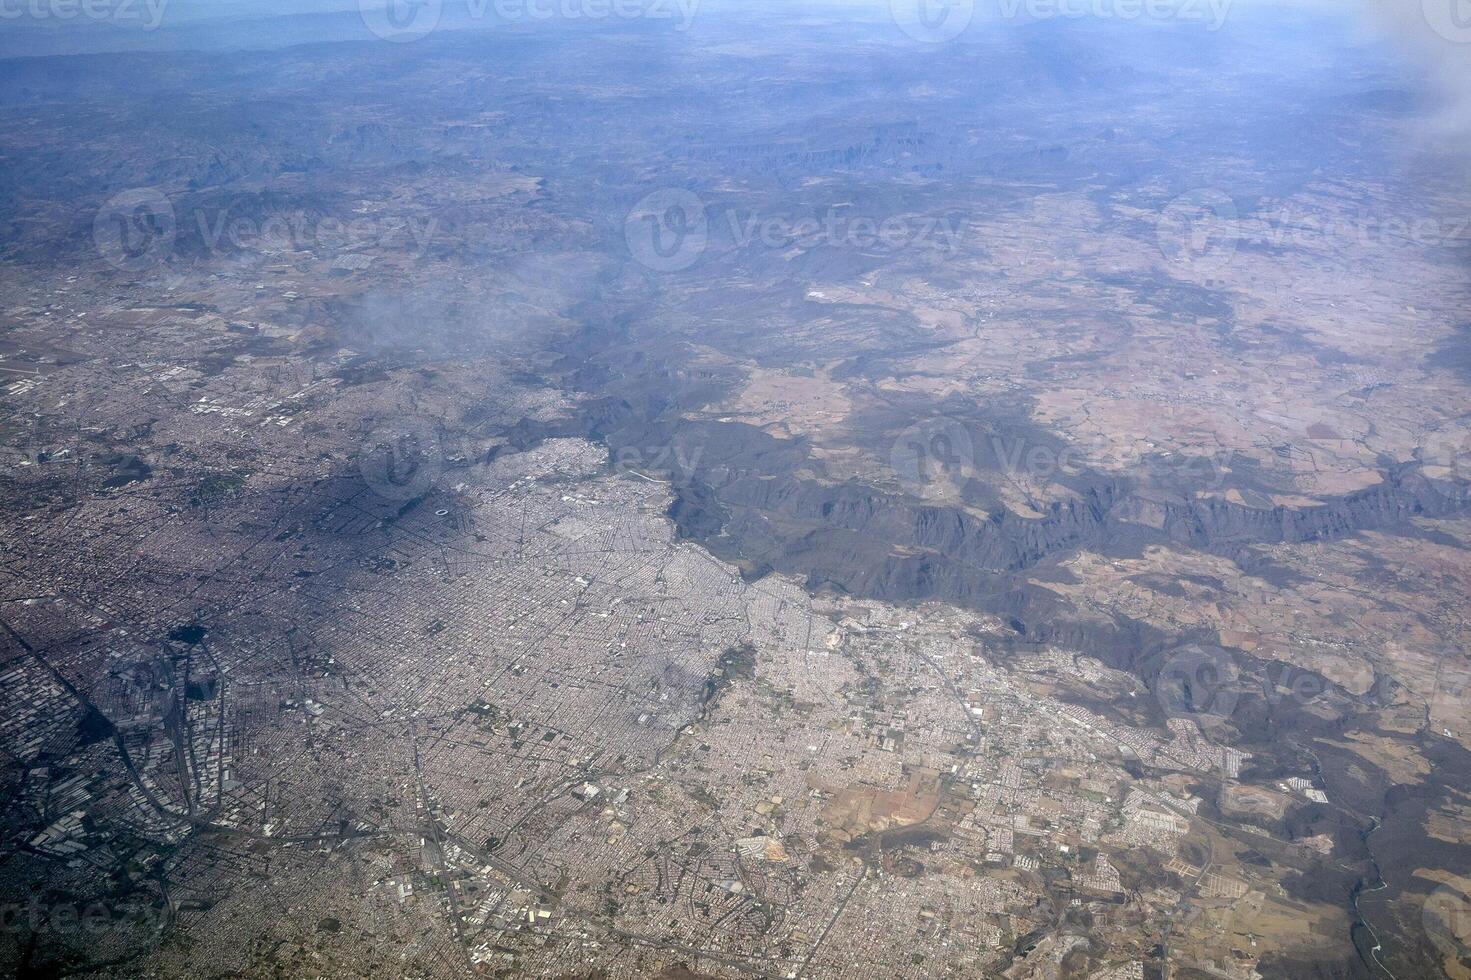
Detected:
[{"left": 664, "top": 453, "right": 1470, "bottom": 618}]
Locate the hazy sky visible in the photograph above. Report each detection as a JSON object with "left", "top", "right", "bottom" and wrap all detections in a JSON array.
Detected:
[{"left": 4, "top": 0, "right": 1468, "bottom": 137}]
